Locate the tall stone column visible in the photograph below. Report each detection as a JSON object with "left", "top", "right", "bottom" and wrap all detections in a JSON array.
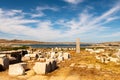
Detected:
[{"left": 76, "top": 38, "right": 80, "bottom": 53}]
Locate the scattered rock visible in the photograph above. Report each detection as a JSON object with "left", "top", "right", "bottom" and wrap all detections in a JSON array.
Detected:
[
  {"left": 87, "top": 64, "right": 94, "bottom": 69},
  {"left": 69, "top": 63, "right": 75, "bottom": 67},
  {"left": 95, "top": 64, "right": 101, "bottom": 70}
]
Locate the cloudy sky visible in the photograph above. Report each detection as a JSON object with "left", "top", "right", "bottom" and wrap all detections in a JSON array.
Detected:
[{"left": 0, "top": 0, "right": 120, "bottom": 42}]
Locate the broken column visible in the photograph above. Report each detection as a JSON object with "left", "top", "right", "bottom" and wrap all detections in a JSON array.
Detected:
[{"left": 76, "top": 38, "right": 80, "bottom": 53}]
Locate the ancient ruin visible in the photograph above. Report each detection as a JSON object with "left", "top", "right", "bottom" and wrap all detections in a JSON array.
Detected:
[{"left": 76, "top": 38, "right": 80, "bottom": 53}]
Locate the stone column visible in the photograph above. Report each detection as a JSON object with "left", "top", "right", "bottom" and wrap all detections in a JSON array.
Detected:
[{"left": 76, "top": 38, "right": 80, "bottom": 53}]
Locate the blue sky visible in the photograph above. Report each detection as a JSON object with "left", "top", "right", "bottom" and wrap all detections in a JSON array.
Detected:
[{"left": 0, "top": 0, "right": 120, "bottom": 42}]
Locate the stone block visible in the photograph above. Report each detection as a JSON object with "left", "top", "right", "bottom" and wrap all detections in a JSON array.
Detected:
[
  {"left": 63, "top": 52, "right": 70, "bottom": 59},
  {"left": 33, "top": 62, "right": 47, "bottom": 74},
  {"left": 0, "top": 57, "right": 9, "bottom": 70},
  {"left": 46, "top": 61, "right": 52, "bottom": 72},
  {"left": 49, "top": 59, "right": 57, "bottom": 71},
  {"left": 19, "top": 62, "right": 28, "bottom": 70},
  {"left": 22, "top": 56, "right": 31, "bottom": 61},
  {"left": 0, "top": 54, "right": 7, "bottom": 58},
  {"left": 58, "top": 56, "right": 64, "bottom": 62},
  {"left": 38, "top": 58, "right": 46, "bottom": 62},
  {"left": 8, "top": 64, "right": 25, "bottom": 76},
  {"left": 29, "top": 54, "right": 38, "bottom": 59}
]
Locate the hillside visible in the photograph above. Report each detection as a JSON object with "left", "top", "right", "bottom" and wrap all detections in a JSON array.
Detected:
[{"left": 0, "top": 39, "right": 85, "bottom": 45}]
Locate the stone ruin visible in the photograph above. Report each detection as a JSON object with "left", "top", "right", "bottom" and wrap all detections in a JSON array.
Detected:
[
  {"left": 0, "top": 48, "right": 71, "bottom": 76},
  {"left": 86, "top": 48, "right": 120, "bottom": 64},
  {"left": 76, "top": 38, "right": 80, "bottom": 53}
]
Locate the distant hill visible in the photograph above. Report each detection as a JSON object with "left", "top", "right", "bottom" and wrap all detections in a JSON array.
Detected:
[
  {"left": 0, "top": 39, "right": 78, "bottom": 45},
  {"left": 91, "top": 41, "right": 120, "bottom": 47},
  {"left": 0, "top": 39, "right": 41, "bottom": 44},
  {"left": 0, "top": 39, "right": 119, "bottom": 46}
]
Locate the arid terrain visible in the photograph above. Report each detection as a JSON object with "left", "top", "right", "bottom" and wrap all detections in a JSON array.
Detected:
[{"left": 1, "top": 49, "right": 120, "bottom": 80}]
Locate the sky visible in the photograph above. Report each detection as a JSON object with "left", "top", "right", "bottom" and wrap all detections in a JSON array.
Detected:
[{"left": 0, "top": 0, "right": 120, "bottom": 42}]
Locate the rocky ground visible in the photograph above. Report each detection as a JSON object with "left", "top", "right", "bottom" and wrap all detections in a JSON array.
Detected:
[{"left": 1, "top": 50, "right": 120, "bottom": 80}]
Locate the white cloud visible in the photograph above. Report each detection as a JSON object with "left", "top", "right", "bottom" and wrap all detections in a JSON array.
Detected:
[
  {"left": 64, "top": 0, "right": 83, "bottom": 4},
  {"left": 31, "top": 6, "right": 58, "bottom": 18},
  {"left": 54, "top": 3, "right": 120, "bottom": 41},
  {"left": 105, "top": 16, "right": 120, "bottom": 23},
  {"left": 36, "top": 6, "right": 58, "bottom": 11},
  {"left": 89, "top": 5, "right": 120, "bottom": 26},
  {"left": 31, "top": 12, "right": 44, "bottom": 18},
  {"left": 0, "top": 2, "right": 120, "bottom": 42},
  {"left": 0, "top": 8, "right": 62, "bottom": 41}
]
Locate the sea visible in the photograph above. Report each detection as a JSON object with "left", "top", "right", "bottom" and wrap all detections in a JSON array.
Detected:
[{"left": 20, "top": 44, "right": 91, "bottom": 48}]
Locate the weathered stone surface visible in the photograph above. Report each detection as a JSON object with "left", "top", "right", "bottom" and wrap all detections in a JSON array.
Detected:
[
  {"left": 9, "top": 64, "right": 25, "bottom": 76},
  {"left": 22, "top": 56, "right": 31, "bottom": 61},
  {"left": 9, "top": 56, "right": 17, "bottom": 64},
  {"left": 38, "top": 58, "right": 46, "bottom": 62},
  {"left": 33, "top": 62, "right": 47, "bottom": 74},
  {"left": 0, "top": 57, "right": 9, "bottom": 70},
  {"left": 19, "top": 62, "right": 28, "bottom": 70},
  {"left": 63, "top": 52, "right": 70, "bottom": 59},
  {"left": 46, "top": 61, "right": 52, "bottom": 72},
  {"left": 50, "top": 52, "right": 55, "bottom": 59},
  {"left": 58, "top": 52, "right": 63, "bottom": 57},
  {"left": 0, "top": 54, "right": 6, "bottom": 58},
  {"left": 29, "top": 54, "right": 38, "bottom": 59},
  {"left": 49, "top": 59, "right": 57, "bottom": 71},
  {"left": 11, "top": 53, "right": 22, "bottom": 62},
  {"left": 58, "top": 56, "right": 64, "bottom": 62},
  {"left": 76, "top": 38, "right": 80, "bottom": 53}
]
